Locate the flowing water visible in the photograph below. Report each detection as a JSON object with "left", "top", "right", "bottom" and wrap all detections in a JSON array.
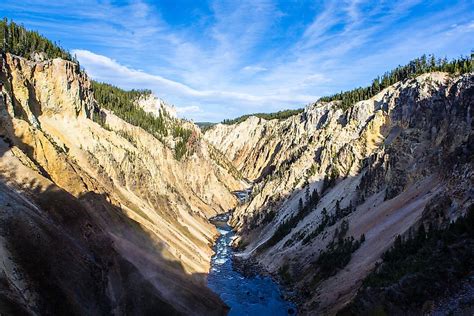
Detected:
[{"left": 207, "top": 212, "right": 296, "bottom": 316}]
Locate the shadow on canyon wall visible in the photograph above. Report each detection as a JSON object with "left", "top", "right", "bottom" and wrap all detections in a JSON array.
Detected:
[
  {"left": 231, "top": 74, "right": 474, "bottom": 314},
  {"left": 0, "top": 102, "right": 227, "bottom": 316}
]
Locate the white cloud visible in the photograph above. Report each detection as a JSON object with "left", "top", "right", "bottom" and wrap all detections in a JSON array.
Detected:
[
  {"left": 73, "top": 49, "right": 318, "bottom": 115},
  {"left": 10, "top": 0, "right": 471, "bottom": 121},
  {"left": 303, "top": 74, "right": 331, "bottom": 84},
  {"left": 176, "top": 105, "right": 201, "bottom": 114},
  {"left": 242, "top": 65, "right": 268, "bottom": 74},
  {"left": 73, "top": 49, "right": 205, "bottom": 97}
]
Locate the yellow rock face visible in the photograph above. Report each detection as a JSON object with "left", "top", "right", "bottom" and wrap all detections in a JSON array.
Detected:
[
  {"left": 205, "top": 71, "right": 474, "bottom": 315},
  {"left": 0, "top": 53, "right": 242, "bottom": 315}
]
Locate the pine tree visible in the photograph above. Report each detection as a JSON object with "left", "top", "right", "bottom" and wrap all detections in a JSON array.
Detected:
[
  {"left": 320, "top": 53, "right": 473, "bottom": 111},
  {"left": 0, "top": 18, "right": 74, "bottom": 61},
  {"left": 335, "top": 200, "right": 341, "bottom": 218},
  {"left": 310, "top": 189, "right": 319, "bottom": 208}
]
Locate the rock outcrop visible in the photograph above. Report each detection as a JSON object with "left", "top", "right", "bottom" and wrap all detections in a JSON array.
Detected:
[
  {"left": 205, "top": 72, "right": 474, "bottom": 314},
  {"left": 1, "top": 47, "right": 472, "bottom": 315},
  {"left": 0, "top": 53, "right": 243, "bottom": 315},
  {"left": 136, "top": 93, "right": 178, "bottom": 118}
]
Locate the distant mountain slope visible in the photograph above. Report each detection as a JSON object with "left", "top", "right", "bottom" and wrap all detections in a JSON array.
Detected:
[{"left": 220, "top": 108, "right": 304, "bottom": 125}]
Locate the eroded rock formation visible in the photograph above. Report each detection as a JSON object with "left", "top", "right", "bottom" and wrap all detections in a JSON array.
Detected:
[
  {"left": 1, "top": 49, "right": 472, "bottom": 315},
  {"left": 0, "top": 53, "right": 243, "bottom": 315},
  {"left": 205, "top": 72, "right": 474, "bottom": 314}
]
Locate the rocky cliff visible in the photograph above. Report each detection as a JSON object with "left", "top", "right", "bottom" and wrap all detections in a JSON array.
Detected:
[
  {"left": 1, "top": 46, "right": 472, "bottom": 315},
  {"left": 205, "top": 71, "right": 474, "bottom": 314},
  {"left": 136, "top": 93, "right": 178, "bottom": 119},
  {"left": 0, "top": 52, "right": 243, "bottom": 315}
]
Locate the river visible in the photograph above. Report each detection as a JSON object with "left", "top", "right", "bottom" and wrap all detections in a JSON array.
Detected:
[{"left": 207, "top": 212, "right": 296, "bottom": 315}]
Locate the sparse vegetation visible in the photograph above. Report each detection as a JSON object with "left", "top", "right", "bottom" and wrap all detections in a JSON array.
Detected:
[
  {"left": 92, "top": 81, "right": 193, "bottom": 160},
  {"left": 321, "top": 167, "right": 339, "bottom": 193},
  {"left": 221, "top": 109, "right": 304, "bottom": 125},
  {"left": 174, "top": 138, "right": 189, "bottom": 161},
  {"left": 262, "top": 188, "right": 320, "bottom": 249},
  {"left": 320, "top": 54, "right": 473, "bottom": 111},
  {"left": 341, "top": 206, "right": 474, "bottom": 315},
  {"left": 246, "top": 209, "right": 277, "bottom": 231},
  {"left": 364, "top": 207, "right": 474, "bottom": 288},
  {"left": 312, "top": 221, "right": 365, "bottom": 284},
  {"left": 207, "top": 143, "right": 243, "bottom": 179},
  {"left": 302, "top": 200, "right": 356, "bottom": 245},
  {"left": 117, "top": 130, "right": 137, "bottom": 146},
  {"left": 307, "top": 163, "right": 318, "bottom": 177}
]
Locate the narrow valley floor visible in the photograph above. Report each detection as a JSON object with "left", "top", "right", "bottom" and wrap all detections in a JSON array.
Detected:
[{"left": 207, "top": 213, "right": 296, "bottom": 316}]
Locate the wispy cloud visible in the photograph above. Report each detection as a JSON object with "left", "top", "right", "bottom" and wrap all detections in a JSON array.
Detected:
[
  {"left": 3, "top": 0, "right": 473, "bottom": 121},
  {"left": 242, "top": 65, "right": 268, "bottom": 74},
  {"left": 74, "top": 49, "right": 318, "bottom": 116},
  {"left": 176, "top": 105, "right": 201, "bottom": 114}
]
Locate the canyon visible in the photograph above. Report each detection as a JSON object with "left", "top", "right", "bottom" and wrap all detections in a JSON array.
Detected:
[
  {"left": 0, "top": 49, "right": 473, "bottom": 316},
  {"left": 205, "top": 71, "right": 474, "bottom": 314},
  {"left": 0, "top": 52, "right": 241, "bottom": 315}
]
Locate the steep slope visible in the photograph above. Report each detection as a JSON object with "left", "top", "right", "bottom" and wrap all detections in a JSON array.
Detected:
[
  {"left": 136, "top": 93, "right": 178, "bottom": 118},
  {"left": 205, "top": 71, "right": 474, "bottom": 314},
  {"left": 0, "top": 52, "right": 242, "bottom": 315}
]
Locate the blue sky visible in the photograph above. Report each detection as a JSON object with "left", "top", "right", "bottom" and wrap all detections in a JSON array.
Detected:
[{"left": 2, "top": 1, "right": 473, "bottom": 122}]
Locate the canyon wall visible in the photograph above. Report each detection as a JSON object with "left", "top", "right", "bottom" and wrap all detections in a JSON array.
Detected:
[
  {"left": 206, "top": 72, "right": 474, "bottom": 314},
  {"left": 0, "top": 53, "right": 242, "bottom": 315},
  {"left": 1, "top": 49, "right": 472, "bottom": 315}
]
